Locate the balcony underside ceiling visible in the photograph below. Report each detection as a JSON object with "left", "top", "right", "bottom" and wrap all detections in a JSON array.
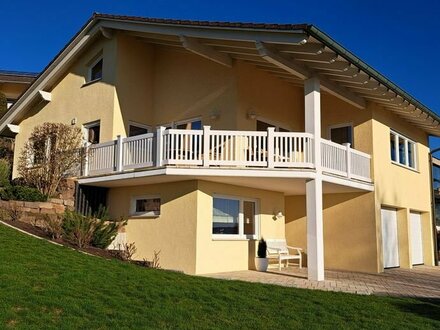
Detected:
[
  {"left": 127, "top": 29, "right": 439, "bottom": 136},
  {"left": 79, "top": 168, "right": 373, "bottom": 194}
]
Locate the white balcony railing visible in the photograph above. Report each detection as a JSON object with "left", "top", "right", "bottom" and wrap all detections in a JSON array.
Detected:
[{"left": 84, "top": 127, "right": 371, "bottom": 182}]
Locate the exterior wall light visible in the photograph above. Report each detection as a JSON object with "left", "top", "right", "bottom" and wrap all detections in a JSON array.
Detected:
[
  {"left": 272, "top": 211, "right": 284, "bottom": 221},
  {"left": 247, "top": 111, "right": 257, "bottom": 120}
]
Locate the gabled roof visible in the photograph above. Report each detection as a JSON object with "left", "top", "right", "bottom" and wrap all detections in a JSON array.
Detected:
[{"left": 1, "top": 13, "right": 439, "bottom": 136}]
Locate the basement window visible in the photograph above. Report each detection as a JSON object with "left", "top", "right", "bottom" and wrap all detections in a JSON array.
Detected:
[
  {"left": 130, "top": 195, "right": 161, "bottom": 217},
  {"left": 390, "top": 130, "right": 417, "bottom": 170}
]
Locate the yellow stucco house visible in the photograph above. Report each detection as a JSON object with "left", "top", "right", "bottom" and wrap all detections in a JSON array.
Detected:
[{"left": 1, "top": 14, "right": 438, "bottom": 280}]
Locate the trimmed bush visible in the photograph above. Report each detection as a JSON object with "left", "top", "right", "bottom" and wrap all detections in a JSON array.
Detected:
[
  {"left": 257, "top": 238, "right": 267, "bottom": 258},
  {"left": 0, "top": 185, "right": 47, "bottom": 202}
]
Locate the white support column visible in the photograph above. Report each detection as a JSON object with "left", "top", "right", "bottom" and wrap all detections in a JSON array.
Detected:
[
  {"left": 306, "top": 178, "right": 324, "bottom": 281},
  {"left": 116, "top": 135, "right": 123, "bottom": 172},
  {"left": 156, "top": 126, "right": 165, "bottom": 167},
  {"left": 305, "top": 77, "right": 321, "bottom": 171},
  {"left": 304, "top": 77, "right": 325, "bottom": 281}
]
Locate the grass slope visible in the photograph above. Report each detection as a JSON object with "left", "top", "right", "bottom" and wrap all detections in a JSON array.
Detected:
[{"left": 0, "top": 224, "right": 439, "bottom": 329}]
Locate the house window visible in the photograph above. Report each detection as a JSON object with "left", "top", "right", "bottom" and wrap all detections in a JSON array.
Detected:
[
  {"left": 212, "top": 195, "right": 258, "bottom": 239},
  {"left": 175, "top": 118, "right": 202, "bottom": 130},
  {"left": 329, "top": 124, "right": 353, "bottom": 145},
  {"left": 256, "top": 120, "right": 289, "bottom": 132},
  {"left": 130, "top": 195, "right": 161, "bottom": 217},
  {"left": 129, "top": 122, "right": 151, "bottom": 137},
  {"left": 84, "top": 121, "right": 100, "bottom": 144},
  {"left": 390, "top": 130, "right": 417, "bottom": 170},
  {"left": 89, "top": 57, "right": 103, "bottom": 82}
]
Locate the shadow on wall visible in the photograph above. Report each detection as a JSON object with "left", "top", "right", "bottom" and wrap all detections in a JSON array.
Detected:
[{"left": 285, "top": 191, "right": 377, "bottom": 272}]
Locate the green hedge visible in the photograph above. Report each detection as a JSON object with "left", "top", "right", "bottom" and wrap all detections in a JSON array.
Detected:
[{"left": 0, "top": 185, "right": 47, "bottom": 202}]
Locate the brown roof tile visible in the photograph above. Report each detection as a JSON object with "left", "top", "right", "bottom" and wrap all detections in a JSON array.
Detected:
[{"left": 93, "top": 13, "right": 310, "bottom": 31}]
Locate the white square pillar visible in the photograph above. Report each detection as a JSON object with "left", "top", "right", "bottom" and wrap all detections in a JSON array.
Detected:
[
  {"left": 304, "top": 77, "right": 324, "bottom": 281},
  {"left": 306, "top": 178, "right": 324, "bottom": 281}
]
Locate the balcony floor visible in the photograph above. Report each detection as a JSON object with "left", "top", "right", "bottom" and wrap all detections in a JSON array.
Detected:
[{"left": 78, "top": 166, "right": 373, "bottom": 194}]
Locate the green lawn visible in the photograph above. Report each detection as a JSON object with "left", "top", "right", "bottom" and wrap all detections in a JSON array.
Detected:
[{"left": 0, "top": 224, "right": 439, "bottom": 329}]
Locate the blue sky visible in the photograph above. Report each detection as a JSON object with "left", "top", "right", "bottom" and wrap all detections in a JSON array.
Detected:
[{"left": 3, "top": 1, "right": 440, "bottom": 147}]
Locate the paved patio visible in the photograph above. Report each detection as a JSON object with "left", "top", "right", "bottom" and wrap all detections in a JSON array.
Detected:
[{"left": 206, "top": 266, "right": 440, "bottom": 298}]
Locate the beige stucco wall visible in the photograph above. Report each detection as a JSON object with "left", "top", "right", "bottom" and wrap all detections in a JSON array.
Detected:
[
  {"left": 107, "top": 180, "right": 199, "bottom": 274},
  {"left": 371, "top": 104, "right": 435, "bottom": 268},
  {"left": 285, "top": 192, "right": 378, "bottom": 273},
  {"left": 195, "top": 180, "right": 285, "bottom": 274},
  {"left": 106, "top": 179, "right": 286, "bottom": 275},
  {"left": 12, "top": 35, "right": 118, "bottom": 177}
]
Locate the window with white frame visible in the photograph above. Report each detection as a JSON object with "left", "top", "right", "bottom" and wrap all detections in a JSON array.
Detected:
[
  {"left": 329, "top": 124, "right": 353, "bottom": 146},
  {"left": 130, "top": 195, "right": 161, "bottom": 217},
  {"left": 128, "top": 122, "right": 151, "bottom": 137},
  {"left": 88, "top": 56, "right": 103, "bottom": 82},
  {"left": 84, "top": 121, "right": 100, "bottom": 144},
  {"left": 390, "top": 130, "right": 417, "bottom": 169},
  {"left": 212, "top": 196, "right": 258, "bottom": 239},
  {"left": 160, "top": 117, "right": 202, "bottom": 130},
  {"left": 256, "top": 119, "right": 289, "bottom": 132}
]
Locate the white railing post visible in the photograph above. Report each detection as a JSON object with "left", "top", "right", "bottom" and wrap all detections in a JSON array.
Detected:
[
  {"left": 116, "top": 135, "right": 123, "bottom": 172},
  {"left": 156, "top": 126, "right": 165, "bottom": 167},
  {"left": 83, "top": 142, "right": 89, "bottom": 177},
  {"left": 267, "top": 127, "right": 275, "bottom": 168},
  {"left": 344, "top": 142, "right": 351, "bottom": 178},
  {"left": 203, "top": 126, "right": 211, "bottom": 167}
]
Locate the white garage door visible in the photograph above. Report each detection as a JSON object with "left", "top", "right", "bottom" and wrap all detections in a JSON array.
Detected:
[
  {"left": 381, "top": 208, "right": 399, "bottom": 268},
  {"left": 410, "top": 212, "right": 424, "bottom": 265}
]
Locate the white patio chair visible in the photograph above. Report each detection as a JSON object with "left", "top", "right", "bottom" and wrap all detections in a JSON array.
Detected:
[{"left": 266, "top": 239, "right": 302, "bottom": 271}]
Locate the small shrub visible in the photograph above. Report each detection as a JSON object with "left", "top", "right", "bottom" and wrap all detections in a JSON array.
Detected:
[
  {"left": 91, "top": 206, "right": 126, "bottom": 249},
  {"left": 0, "top": 185, "right": 47, "bottom": 202},
  {"left": 257, "top": 238, "right": 267, "bottom": 258},
  {"left": 92, "top": 218, "right": 126, "bottom": 249},
  {"left": 43, "top": 214, "right": 63, "bottom": 240},
  {"left": 0, "top": 158, "right": 11, "bottom": 187},
  {"left": 114, "top": 242, "right": 137, "bottom": 261},
  {"left": 151, "top": 250, "right": 161, "bottom": 269},
  {"left": 61, "top": 208, "right": 127, "bottom": 249},
  {"left": 62, "top": 210, "right": 95, "bottom": 248}
]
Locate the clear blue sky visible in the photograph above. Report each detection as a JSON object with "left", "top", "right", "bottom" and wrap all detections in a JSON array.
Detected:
[{"left": 3, "top": 0, "right": 440, "bottom": 148}]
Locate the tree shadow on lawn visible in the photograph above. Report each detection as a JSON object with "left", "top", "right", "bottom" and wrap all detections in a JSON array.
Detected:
[{"left": 393, "top": 298, "right": 440, "bottom": 322}]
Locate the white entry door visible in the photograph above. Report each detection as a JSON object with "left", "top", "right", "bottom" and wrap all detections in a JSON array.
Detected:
[
  {"left": 410, "top": 212, "right": 424, "bottom": 265},
  {"left": 381, "top": 208, "right": 399, "bottom": 268}
]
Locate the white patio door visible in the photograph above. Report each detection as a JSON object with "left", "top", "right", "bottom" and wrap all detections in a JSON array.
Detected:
[
  {"left": 381, "top": 208, "right": 399, "bottom": 268},
  {"left": 410, "top": 212, "right": 424, "bottom": 265}
]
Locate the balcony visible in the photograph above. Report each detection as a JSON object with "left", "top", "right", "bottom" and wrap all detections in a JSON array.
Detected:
[{"left": 82, "top": 127, "right": 371, "bottom": 184}]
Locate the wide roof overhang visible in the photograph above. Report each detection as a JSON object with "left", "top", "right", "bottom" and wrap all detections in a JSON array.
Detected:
[{"left": 1, "top": 13, "right": 439, "bottom": 136}]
